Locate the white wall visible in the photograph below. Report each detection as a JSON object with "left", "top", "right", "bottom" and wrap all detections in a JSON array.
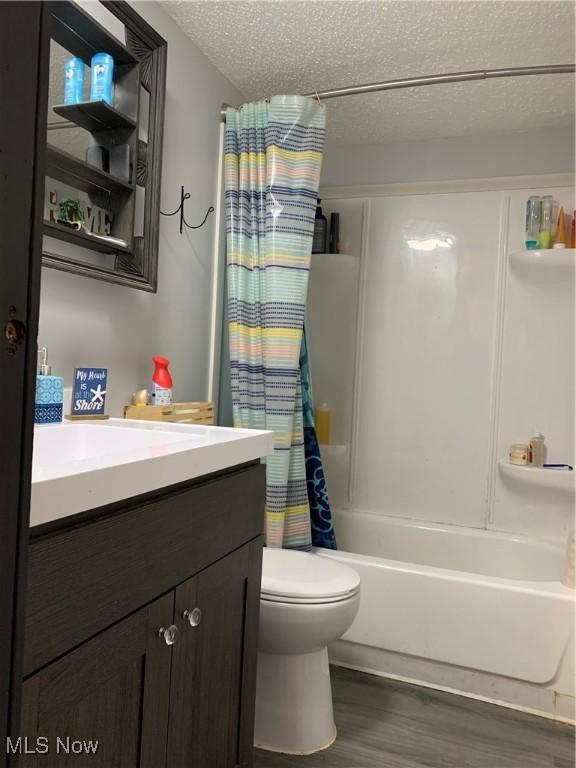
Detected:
[
  {"left": 309, "top": 182, "right": 574, "bottom": 544},
  {"left": 494, "top": 186, "right": 575, "bottom": 542},
  {"left": 321, "top": 126, "right": 575, "bottom": 188},
  {"left": 38, "top": 1, "right": 243, "bottom": 415},
  {"left": 355, "top": 191, "right": 505, "bottom": 529}
]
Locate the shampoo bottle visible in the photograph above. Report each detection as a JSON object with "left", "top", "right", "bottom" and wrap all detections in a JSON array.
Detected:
[
  {"left": 553, "top": 208, "right": 568, "bottom": 247},
  {"left": 90, "top": 52, "right": 114, "bottom": 105},
  {"left": 35, "top": 347, "right": 64, "bottom": 424},
  {"left": 152, "top": 356, "right": 173, "bottom": 405},
  {"left": 524, "top": 196, "right": 541, "bottom": 250},
  {"left": 538, "top": 196, "right": 554, "bottom": 249},
  {"left": 315, "top": 403, "right": 331, "bottom": 445},
  {"left": 312, "top": 200, "right": 327, "bottom": 254},
  {"left": 64, "top": 57, "right": 85, "bottom": 105}
]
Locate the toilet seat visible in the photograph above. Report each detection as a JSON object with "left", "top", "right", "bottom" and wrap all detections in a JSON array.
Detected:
[{"left": 261, "top": 548, "right": 360, "bottom": 605}]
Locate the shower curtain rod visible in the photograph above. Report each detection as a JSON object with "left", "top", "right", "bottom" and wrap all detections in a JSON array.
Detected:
[{"left": 219, "top": 63, "right": 575, "bottom": 119}]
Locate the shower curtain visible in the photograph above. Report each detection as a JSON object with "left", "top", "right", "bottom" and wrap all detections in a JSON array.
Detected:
[{"left": 224, "top": 95, "right": 336, "bottom": 550}]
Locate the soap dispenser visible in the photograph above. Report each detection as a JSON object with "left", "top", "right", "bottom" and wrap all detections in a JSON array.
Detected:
[{"left": 35, "top": 347, "right": 64, "bottom": 424}]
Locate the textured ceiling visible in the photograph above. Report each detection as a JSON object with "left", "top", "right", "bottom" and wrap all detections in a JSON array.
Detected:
[{"left": 163, "top": 0, "right": 575, "bottom": 146}]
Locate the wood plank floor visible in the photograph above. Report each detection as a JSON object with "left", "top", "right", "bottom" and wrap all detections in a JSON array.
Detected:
[{"left": 254, "top": 666, "right": 575, "bottom": 768}]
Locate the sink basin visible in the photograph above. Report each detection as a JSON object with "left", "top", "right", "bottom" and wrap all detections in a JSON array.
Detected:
[{"left": 31, "top": 418, "right": 273, "bottom": 527}]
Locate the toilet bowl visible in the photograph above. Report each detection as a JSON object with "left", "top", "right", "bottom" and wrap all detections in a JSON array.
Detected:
[{"left": 255, "top": 548, "right": 360, "bottom": 755}]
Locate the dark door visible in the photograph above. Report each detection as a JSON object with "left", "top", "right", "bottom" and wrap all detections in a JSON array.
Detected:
[
  {"left": 167, "top": 538, "right": 263, "bottom": 768},
  {"left": 0, "top": 4, "right": 50, "bottom": 765},
  {"left": 18, "top": 593, "right": 175, "bottom": 768}
]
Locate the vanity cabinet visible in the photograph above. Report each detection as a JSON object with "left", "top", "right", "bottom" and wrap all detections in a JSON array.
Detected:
[
  {"left": 20, "top": 462, "right": 265, "bottom": 767},
  {"left": 20, "top": 594, "right": 174, "bottom": 768}
]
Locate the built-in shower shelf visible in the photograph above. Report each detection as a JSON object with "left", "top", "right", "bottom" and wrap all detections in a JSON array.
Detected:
[
  {"left": 509, "top": 248, "right": 575, "bottom": 275},
  {"left": 319, "top": 442, "right": 349, "bottom": 457},
  {"left": 498, "top": 460, "right": 574, "bottom": 493}
]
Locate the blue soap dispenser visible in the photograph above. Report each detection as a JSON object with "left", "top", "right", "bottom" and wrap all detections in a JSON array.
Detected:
[{"left": 35, "top": 347, "right": 64, "bottom": 425}]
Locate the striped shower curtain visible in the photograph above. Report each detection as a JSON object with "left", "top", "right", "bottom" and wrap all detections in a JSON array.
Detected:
[{"left": 224, "top": 95, "right": 331, "bottom": 550}]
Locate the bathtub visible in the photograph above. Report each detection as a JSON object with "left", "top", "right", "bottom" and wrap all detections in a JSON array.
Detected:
[{"left": 317, "top": 509, "right": 574, "bottom": 686}]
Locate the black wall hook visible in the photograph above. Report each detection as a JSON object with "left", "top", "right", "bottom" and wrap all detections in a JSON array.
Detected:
[{"left": 160, "top": 186, "right": 214, "bottom": 234}]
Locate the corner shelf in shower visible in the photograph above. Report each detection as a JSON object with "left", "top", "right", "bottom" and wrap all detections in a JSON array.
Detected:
[
  {"left": 498, "top": 460, "right": 574, "bottom": 493},
  {"left": 509, "top": 248, "right": 575, "bottom": 276},
  {"left": 312, "top": 253, "right": 354, "bottom": 258}
]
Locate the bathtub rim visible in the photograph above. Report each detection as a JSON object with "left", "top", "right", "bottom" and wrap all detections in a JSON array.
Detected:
[
  {"left": 315, "top": 546, "right": 574, "bottom": 600},
  {"left": 333, "top": 506, "right": 568, "bottom": 552}
]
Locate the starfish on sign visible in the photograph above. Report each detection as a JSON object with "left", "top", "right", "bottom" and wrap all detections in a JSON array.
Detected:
[{"left": 90, "top": 384, "right": 107, "bottom": 404}]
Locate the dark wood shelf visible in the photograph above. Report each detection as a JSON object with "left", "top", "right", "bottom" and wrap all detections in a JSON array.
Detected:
[
  {"left": 46, "top": 145, "right": 133, "bottom": 195},
  {"left": 50, "top": 1, "right": 138, "bottom": 67},
  {"left": 52, "top": 101, "right": 136, "bottom": 132},
  {"left": 43, "top": 220, "right": 132, "bottom": 255}
]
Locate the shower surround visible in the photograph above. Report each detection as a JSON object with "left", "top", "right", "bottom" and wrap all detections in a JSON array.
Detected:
[{"left": 306, "top": 184, "right": 575, "bottom": 721}]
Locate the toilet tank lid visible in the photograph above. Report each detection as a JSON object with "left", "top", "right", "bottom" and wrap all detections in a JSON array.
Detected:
[{"left": 261, "top": 548, "right": 360, "bottom": 600}]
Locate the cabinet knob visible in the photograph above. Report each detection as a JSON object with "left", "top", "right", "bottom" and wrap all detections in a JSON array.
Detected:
[
  {"left": 183, "top": 607, "right": 202, "bottom": 627},
  {"left": 158, "top": 624, "right": 179, "bottom": 645}
]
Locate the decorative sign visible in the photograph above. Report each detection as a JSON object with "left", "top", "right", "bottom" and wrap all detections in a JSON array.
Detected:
[
  {"left": 71, "top": 368, "right": 108, "bottom": 416},
  {"left": 48, "top": 189, "right": 112, "bottom": 235}
]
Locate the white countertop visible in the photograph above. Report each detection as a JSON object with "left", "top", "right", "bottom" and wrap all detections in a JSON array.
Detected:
[{"left": 31, "top": 419, "right": 274, "bottom": 527}]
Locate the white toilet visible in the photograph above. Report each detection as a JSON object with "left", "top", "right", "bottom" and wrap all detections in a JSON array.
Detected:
[{"left": 255, "top": 548, "right": 360, "bottom": 755}]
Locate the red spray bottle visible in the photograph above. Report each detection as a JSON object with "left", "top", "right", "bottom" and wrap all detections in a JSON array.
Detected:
[{"left": 152, "top": 356, "right": 173, "bottom": 405}]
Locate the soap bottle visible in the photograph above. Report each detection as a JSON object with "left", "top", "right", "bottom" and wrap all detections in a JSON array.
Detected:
[
  {"left": 152, "top": 356, "right": 173, "bottom": 405},
  {"left": 529, "top": 432, "right": 546, "bottom": 467},
  {"left": 35, "top": 347, "right": 64, "bottom": 424},
  {"left": 315, "top": 403, "right": 331, "bottom": 445},
  {"left": 312, "top": 199, "right": 327, "bottom": 254}
]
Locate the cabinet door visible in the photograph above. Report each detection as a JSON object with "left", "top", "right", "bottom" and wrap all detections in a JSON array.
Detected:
[
  {"left": 18, "top": 593, "right": 175, "bottom": 768},
  {"left": 167, "top": 538, "right": 263, "bottom": 768}
]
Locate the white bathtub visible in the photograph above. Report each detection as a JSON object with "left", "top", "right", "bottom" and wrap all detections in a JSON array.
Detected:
[{"left": 317, "top": 509, "right": 574, "bottom": 686}]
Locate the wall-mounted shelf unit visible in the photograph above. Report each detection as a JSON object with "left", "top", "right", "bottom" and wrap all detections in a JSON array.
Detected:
[
  {"left": 46, "top": 145, "right": 134, "bottom": 195},
  {"left": 52, "top": 101, "right": 137, "bottom": 132},
  {"left": 42, "top": 220, "right": 131, "bottom": 255},
  {"left": 50, "top": 0, "right": 138, "bottom": 67},
  {"left": 498, "top": 460, "right": 574, "bottom": 493},
  {"left": 43, "top": 0, "right": 167, "bottom": 291}
]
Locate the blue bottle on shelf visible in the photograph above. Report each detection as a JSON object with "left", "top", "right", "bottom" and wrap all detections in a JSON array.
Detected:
[
  {"left": 64, "top": 57, "right": 85, "bottom": 105},
  {"left": 35, "top": 348, "right": 64, "bottom": 425},
  {"left": 90, "top": 52, "right": 114, "bottom": 105}
]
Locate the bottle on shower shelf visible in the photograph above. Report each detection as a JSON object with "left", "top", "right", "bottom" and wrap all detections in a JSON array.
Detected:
[
  {"left": 315, "top": 403, "right": 331, "bottom": 445},
  {"left": 529, "top": 432, "right": 546, "bottom": 467},
  {"left": 553, "top": 208, "right": 568, "bottom": 247},
  {"left": 524, "top": 196, "right": 541, "bottom": 250},
  {"left": 538, "top": 196, "right": 554, "bottom": 249},
  {"left": 312, "top": 199, "right": 327, "bottom": 253}
]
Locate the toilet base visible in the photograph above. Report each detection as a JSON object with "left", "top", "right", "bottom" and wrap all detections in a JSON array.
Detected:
[{"left": 254, "top": 648, "right": 337, "bottom": 755}]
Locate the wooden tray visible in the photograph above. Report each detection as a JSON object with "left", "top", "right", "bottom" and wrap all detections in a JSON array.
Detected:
[{"left": 124, "top": 401, "right": 214, "bottom": 425}]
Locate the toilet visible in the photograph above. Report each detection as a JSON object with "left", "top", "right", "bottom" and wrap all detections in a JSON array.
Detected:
[{"left": 255, "top": 548, "right": 360, "bottom": 755}]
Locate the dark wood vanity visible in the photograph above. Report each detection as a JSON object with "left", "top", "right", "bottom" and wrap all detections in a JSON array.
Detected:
[{"left": 20, "top": 461, "right": 265, "bottom": 767}]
